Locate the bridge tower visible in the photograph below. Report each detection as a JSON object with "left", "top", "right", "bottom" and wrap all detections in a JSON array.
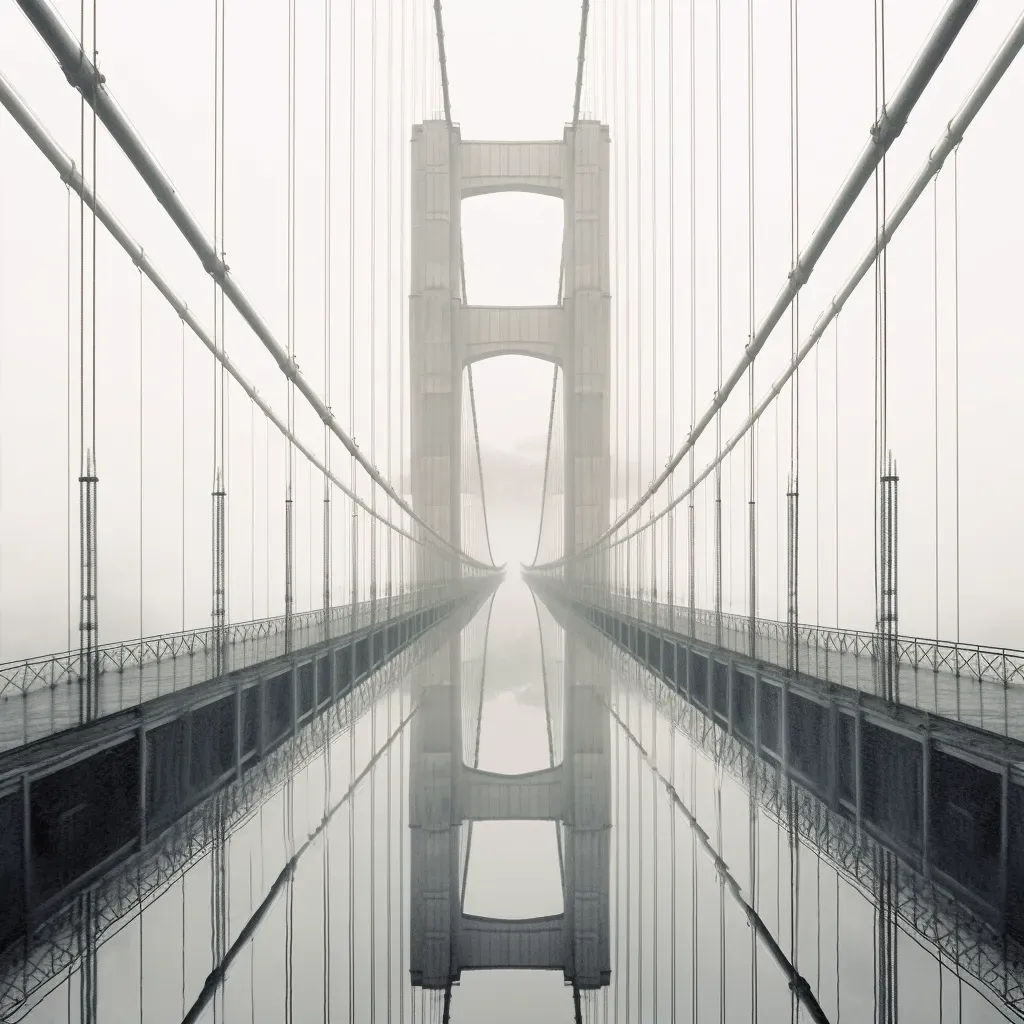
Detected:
[{"left": 408, "top": 119, "right": 611, "bottom": 992}]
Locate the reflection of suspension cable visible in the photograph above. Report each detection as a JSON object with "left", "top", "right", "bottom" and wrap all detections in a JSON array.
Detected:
[
  {"left": 530, "top": 588, "right": 566, "bottom": 888},
  {"left": 459, "top": 593, "right": 497, "bottom": 907},
  {"left": 181, "top": 708, "right": 415, "bottom": 1023},
  {"left": 605, "top": 698, "right": 831, "bottom": 1024}
]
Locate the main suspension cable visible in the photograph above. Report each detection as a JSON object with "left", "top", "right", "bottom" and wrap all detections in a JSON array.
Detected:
[
  {"left": 550, "top": 16, "right": 1024, "bottom": 564},
  {"left": 13, "top": 0, "right": 493, "bottom": 569},
  {"left": 523, "top": 0, "right": 977, "bottom": 570}
]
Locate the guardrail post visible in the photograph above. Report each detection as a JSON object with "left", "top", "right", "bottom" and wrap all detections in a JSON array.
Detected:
[
  {"left": 138, "top": 723, "right": 148, "bottom": 847},
  {"left": 854, "top": 709, "right": 863, "bottom": 836},
  {"left": 827, "top": 701, "right": 839, "bottom": 812},
  {"left": 22, "top": 775, "right": 32, "bottom": 929},
  {"left": 921, "top": 728, "right": 931, "bottom": 878},
  {"left": 685, "top": 645, "right": 693, "bottom": 708},
  {"left": 182, "top": 710, "right": 193, "bottom": 801},
  {"left": 1000, "top": 764, "right": 1010, "bottom": 927},
  {"left": 753, "top": 669, "right": 761, "bottom": 764},
  {"left": 291, "top": 662, "right": 299, "bottom": 738},
  {"left": 235, "top": 678, "right": 243, "bottom": 780},
  {"left": 781, "top": 680, "right": 790, "bottom": 783},
  {"left": 727, "top": 655, "right": 735, "bottom": 736},
  {"left": 258, "top": 676, "right": 267, "bottom": 759}
]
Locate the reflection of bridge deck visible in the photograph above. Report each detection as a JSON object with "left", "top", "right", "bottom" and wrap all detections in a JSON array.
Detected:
[
  {"left": 530, "top": 578, "right": 1024, "bottom": 949},
  {"left": 537, "top": 581, "right": 1024, "bottom": 1020},
  {"left": 0, "top": 580, "right": 495, "bottom": 961},
  {"left": 614, "top": 640, "right": 1024, "bottom": 1020}
]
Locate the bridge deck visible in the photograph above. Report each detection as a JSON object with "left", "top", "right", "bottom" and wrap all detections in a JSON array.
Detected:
[
  {"left": 532, "top": 577, "right": 1024, "bottom": 945},
  {"left": 0, "top": 589, "right": 458, "bottom": 753},
  {"left": 569, "top": 588, "right": 1024, "bottom": 742},
  {"left": 0, "top": 580, "right": 494, "bottom": 954}
]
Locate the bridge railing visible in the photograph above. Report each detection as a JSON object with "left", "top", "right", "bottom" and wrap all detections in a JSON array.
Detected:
[
  {"left": 0, "top": 581, "right": 468, "bottom": 699},
  {"left": 0, "top": 625, "right": 423, "bottom": 1019},
  {"left": 599, "top": 633, "right": 1024, "bottom": 1023},
  {"left": 549, "top": 578, "right": 1024, "bottom": 689}
]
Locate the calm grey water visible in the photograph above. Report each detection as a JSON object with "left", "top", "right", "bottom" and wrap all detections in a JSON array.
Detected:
[{"left": 7, "top": 578, "right": 1020, "bottom": 1023}]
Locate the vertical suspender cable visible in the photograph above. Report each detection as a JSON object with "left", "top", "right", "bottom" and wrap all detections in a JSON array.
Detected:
[
  {"left": 663, "top": 0, "right": 679, "bottom": 974},
  {"left": 385, "top": 0, "right": 394, "bottom": 605},
  {"left": 321, "top": 7, "right": 334, "bottom": 1017},
  {"left": 284, "top": 0, "right": 296, "bottom": 653},
  {"left": 747, "top": 5, "right": 758, "bottom": 1002},
  {"left": 953, "top": 147, "right": 960, "bottom": 649},
  {"left": 182, "top": 320, "right": 186, "bottom": 631},
  {"left": 385, "top": 0, "right": 395, "bottom": 1008},
  {"left": 633, "top": 5, "right": 643, "bottom": 1014},
  {"left": 66, "top": 185, "right": 72, "bottom": 653},
  {"left": 667, "top": 0, "right": 678, "bottom": 985},
  {"left": 714, "top": 0, "right": 723, "bottom": 645},
  {"left": 650, "top": 0, "right": 658, "bottom": 611},
  {"left": 787, "top": 0, "right": 800, "bottom": 676},
  {"left": 211, "top": 0, "right": 227, "bottom": 677},
  {"left": 666, "top": 0, "right": 675, "bottom": 627},
  {"left": 139, "top": 270, "right": 143, "bottom": 640},
  {"left": 77, "top": 0, "right": 99, "bottom": 728},
  {"left": 251, "top": 399, "right": 256, "bottom": 623},
  {"left": 398, "top": 0, "right": 407, "bottom": 607},
  {"left": 933, "top": 177, "right": 939, "bottom": 659},
  {"left": 634, "top": 0, "right": 642, "bottom": 606},
  {"left": 323, "top": 0, "right": 332, "bottom": 639},
  {"left": 348, "top": 0, "right": 358, "bottom": 622},
  {"left": 87, "top": 0, "right": 98, "bottom": 729},
  {"left": 610, "top": 0, "right": 622, "bottom": 1015},
  {"left": 369, "top": 0, "right": 379, "bottom": 1015},
  {"left": 370, "top": 0, "right": 379, "bottom": 620},
  {"left": 648, "top": 3, "right": 659, "bottom": 1014},
  {"left": 266, "top": 425, "right": 270, "bottom": 618},
  {"left": 746, "top": 0, "right": 756, "bottom": 658},
  {"left": 347, "top": 0, "right": 357, "bottom": 1016},
  {"left": 687, "top": 0, "right": 696, "bottom": 634},
  {"left": 221, "top": 0, "right": 229, "bottom": 640},
  {"left": 873, "top": 0, "right": 886, "bottom": 694}
]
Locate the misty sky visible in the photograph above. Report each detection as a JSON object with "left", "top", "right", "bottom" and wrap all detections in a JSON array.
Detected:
[
  {"left": 2, "top": 4, "right": 1023, "bottom": 1021},
  {"left": 2, "top": 0, "right": 1024, "bottom": 661}
]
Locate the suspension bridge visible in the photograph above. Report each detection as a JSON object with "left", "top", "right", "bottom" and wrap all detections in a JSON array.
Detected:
[{"left": 1, "top": 0, "right": 1024, "bottom": 1020}]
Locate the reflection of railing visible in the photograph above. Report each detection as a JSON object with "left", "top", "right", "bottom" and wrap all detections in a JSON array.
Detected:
[
  {"left": 0, "top": 631, "right": 422, "bottom": 1020},
  {"left": 0, "top": 585, "right": 461, "bottom": 698},
  {"left": 594, "top": 630, "right": 1024, "bottom": 1021},
  {"left": 551, "top": 582, "right": 1024, "bottom": 688}
]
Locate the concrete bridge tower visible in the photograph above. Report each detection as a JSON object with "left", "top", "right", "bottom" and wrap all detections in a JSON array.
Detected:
[{"left": 408, "top": 118, "right": 612, "bottom": 992}]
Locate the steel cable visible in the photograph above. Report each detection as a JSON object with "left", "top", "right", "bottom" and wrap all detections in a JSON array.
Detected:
[{"left": 525, "top": 0, "right": 978, "bottom": 572}]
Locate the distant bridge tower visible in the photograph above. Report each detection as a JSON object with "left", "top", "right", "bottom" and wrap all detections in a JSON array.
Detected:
[{"left": 408, "top": 118, "right": 611, "bottom": 991}]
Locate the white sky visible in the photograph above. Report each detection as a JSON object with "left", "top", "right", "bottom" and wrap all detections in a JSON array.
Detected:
[
  {"left": 2, "top": 4, "right": 1023, "bottom": 1018},
  {"left": 2, "top": 0, "right": 1024, "bottom": 660}
]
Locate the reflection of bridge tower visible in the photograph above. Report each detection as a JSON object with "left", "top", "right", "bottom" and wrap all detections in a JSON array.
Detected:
[{"left": 408, "top": 119, "right": 611, "bottom": 992}]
